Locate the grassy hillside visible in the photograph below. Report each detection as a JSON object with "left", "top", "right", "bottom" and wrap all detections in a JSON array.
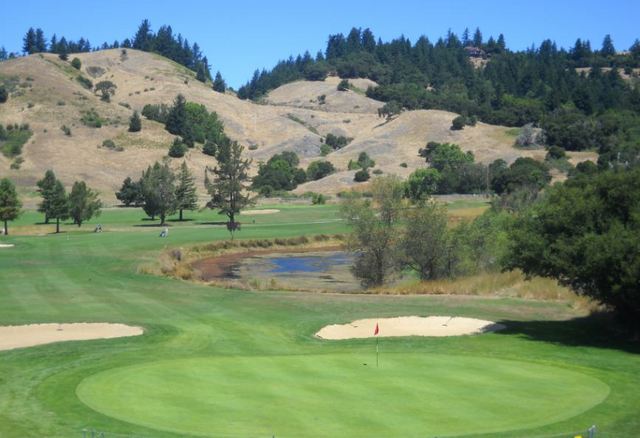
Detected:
[{"left": 0, "top": 49, "right": 596, "bottom": 203}]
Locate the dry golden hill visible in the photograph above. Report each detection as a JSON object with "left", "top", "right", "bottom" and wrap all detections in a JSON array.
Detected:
[{"left": 0, "top": 49, "right": 596, "bottom": 203}]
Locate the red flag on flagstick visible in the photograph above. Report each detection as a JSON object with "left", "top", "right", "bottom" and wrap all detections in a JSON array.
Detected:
[{"left": 374, "top": 323, "right": 379, "bottom": 336}]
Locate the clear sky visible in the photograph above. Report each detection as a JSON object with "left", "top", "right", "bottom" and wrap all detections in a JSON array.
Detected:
[{"left": 1, "top": 0, "right": 638, "bottom": 88}]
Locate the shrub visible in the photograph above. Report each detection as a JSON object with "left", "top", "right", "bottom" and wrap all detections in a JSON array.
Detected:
[
  {"left": 306, "top": 160, "right": 336, "bottom": 181},
  {"left": 354, "top": 169, "right": 370, "bottom": 182},
  {"left": 248, "top": 144, "right": 258, "bottom": 150},
  {"left": 58, "top": 53, "right": 68, "bottom": 61},
  {"left": 317, "top": 94, "right": 326, "bottom": 105},
  {"left": 10, "top": 156, "right": 24, "bottom": 169},
  {"left": 168, "top": 138, "right": 187, "bottom": 157},
  {"left": 0, "top": 86, "right": 8, "bottom": 103},
  {"left": 101, "top": 139, "right": 123, "bottom": 151},
  {"left": 76, "top": 75, "right": 93, "bottom": 90},
  {"left": 60, "top": 125, "right": 71, "bottom": 136},
  {"left": 71, "top": 58, "right": 81, "bottom": 70},
  {"left": 337, "top": 79, "right": 350, "bottom": 91},
  {"left": 325, "top": 133, "right": 352, "bottom": 150},
  {"left": 141, "top": 103, "right": 170, "bottom": 123},
  {"left": 400, "top": 162, "right": 408, "bottom": 168},
  {"left": 0, "top": 124, "right": 32, "bottom": 158},
  {"left": 320, "top": 144, "right": 332, "bottom": 156},
  {"left": 202, "top": 140, "right": 217, "bottom": 156},
  {"left": 546, "top": 145, "right": 567, "bottom": 160},
  {"left": 80, "top": 109, "right": 104, "bottom": 128},
  {"left": 372, "top": 169, "right": 383, "bottom": 175},
  {"left": 311, "top": 193, "right": 327, "bottom": 205},
  {"left": 451, "top": 115, "right": 466, "bottom": 130}
]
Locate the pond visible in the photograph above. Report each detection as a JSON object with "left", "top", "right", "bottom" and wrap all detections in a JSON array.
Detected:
[{"left": 232, "top": 250, "right": 361, "bottom": 291}]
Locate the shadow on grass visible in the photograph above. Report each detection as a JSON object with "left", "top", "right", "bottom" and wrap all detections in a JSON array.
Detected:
[
  {"left": 196, "top": 221, "right": 227, "bottom": 226},
  {"left": 167, "top": 218, "right": 194, "bottom": 223},
  {"left": 495, "top": 312, "right": 640, "bottom": 354}
]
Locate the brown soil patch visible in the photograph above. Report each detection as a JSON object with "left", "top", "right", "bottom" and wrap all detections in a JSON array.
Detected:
[
  {"left": 192, "top": 245, "right": 343, "bottom": 281},
  {"left": 0, "top": 323, "right": 143, "bottom": 351},
  {"left": 316, "top": 316, "right": 505, "bottom": 339}
]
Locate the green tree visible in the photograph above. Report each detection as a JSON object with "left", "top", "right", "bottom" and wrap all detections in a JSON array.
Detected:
[
  {"left": 306, "top": 160, "right": 335, "bottom": 181},
  {"left": 404, "top": 168, "right": 441, "bottom": 201},
  {"left": 0, "top": 86, "right": 8, "bottom": 103},
  {"left": 600, "top": 34, "right": 616, "bottom": 57},
  {"left": 36, "top": 170, "right": 57, "bottom": 224},
  {"left": 400, "top": 201, "right": 449, "bottom": 280},
  {"left": 505, "top": 168, "right": 640, "bottom": 332},
  {"left": 115, "top": 177, "right": 142, "bottom": 206},
  {"left": 22, "top": 28, "right": 37, "bottom": 54},
  {"left": 205, "top": 141, "right": 253, "bottom": 238},
  {"left": 212, "top": 71, "right": 226, "bottom": 93},
  {"left": 71, "top": 57, "right": 81, "bottom": 70},
  {"left": 49, "top": 180, "right": 69, "bottom": 233},
  {"left": 141, "top": 162, "right": 177, "bottom": 225},
  {"left": 450, "top": 115, "right": 466, "bottom": 130},
  {"left": 168, "top": 138, "right": 187, "bottom": 158},
  {"left": 0, "top": 178, "right": 21, "bottom": 235},
  {"left": 340, "top": 176, "right": 404, "bottom": 287},
  {"left": 175, "top": 161, "right": 198, "bottom": 221},
  {"left": 95, "top": 81, "right": 117, "bottom": 102},
  {"left": 337, "top": 79, "right": 350, "bottom": 91},
  {"left": 354, "top": 168, "right": 370, "bottom": 182},
  {"left": 128, "top": 111, "right": 142, "bottom": 132},
  {"left": 68, "top": 181, "right": 102, "bottom": 227},
  {"left": 165, "top": 94, "right": 187, "bottom": 136}
]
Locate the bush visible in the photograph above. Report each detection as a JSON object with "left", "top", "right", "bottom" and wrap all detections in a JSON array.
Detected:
[
  {"left": 168, "top": 138, "right": 187, "bottom": 157},
  {"left": 80, "top": 109, "right": 104, "bottom": 128},
  {"left": 400, "top": 162, "right": 408, "bottom": 168},
  {"left": 546, "top": 145, "right": 567, "bottom": 160},
  {"left": 202, "top": 140, "right": 217, "bottom": 156},
  {"left": 311, "top": 193, "right": 327, "bottom": 204},
  {"left": 320, "top": 144, "right": 332, "bottom": 156},
  {"left": 60, "top": 125, "right": 71, "bottom": 136},
  {"left": 337, "top": 79, "right": 350, "bottom": 91},
  {"left": 0, "top": 124, "right": 32, "bottom": 158},
  {"left": 325, "top": 133, "right": 352, "bottom": 150},
  {"left": 0, "top": 86, "right": 7, "bottom": 103},
  {"left": 451, "top": 115, "right": 466, "bottom": 130},
  {"left": 101, "top": 139, "right": 123, "bottom": 151},
  {"left": 76, "top": 76, "right": 93, "bottom": 90},
  {"left": 306, "top": 160, "right": 335, "bottom": 181},
  {"left": 71, "top": 57, "right": 81, "bottom": 70},
  {"left": 317, "top": 94, "right": 326, "bottom": 104},
  {"left": 357, "top": 152, "right": 375, "bottom": 169},
  {"left": 372, "top": 169, "right": 383, "bottom": 175},
  {"left": 141, "top": 103, "right": 170, "bottom": 123},
  {"left": 58, "top": 53, "right": 68, "bottom": 61},
  {"left": 354, "top": 169, "right": 370, "bottom": 182}
]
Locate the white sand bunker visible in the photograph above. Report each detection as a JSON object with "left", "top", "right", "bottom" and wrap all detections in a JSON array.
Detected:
[
  {"left": 0, "top": 243, "right": 14, "bottom": 248},
  {"left": 241, "top": 209, "right": 280, "bottom": 215},
  {"left": 0, "top": 323, "right": 143, "bottom": 351},
  {"left": 316, "top": 316, "right": 505, "bottom": 340}
]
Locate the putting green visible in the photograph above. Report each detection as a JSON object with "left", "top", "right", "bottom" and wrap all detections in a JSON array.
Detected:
[{"left": 76, "top": 353, "right": 609, "bottom": 437}]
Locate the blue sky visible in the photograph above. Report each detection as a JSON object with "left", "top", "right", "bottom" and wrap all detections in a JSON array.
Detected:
[{"left": 1, "top": 0, "right": 638, "bottom": 88}]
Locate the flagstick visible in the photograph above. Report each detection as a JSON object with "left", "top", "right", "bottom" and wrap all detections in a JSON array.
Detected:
[{"left": 376, "top": 334, "right": 379, "bottom": 368}]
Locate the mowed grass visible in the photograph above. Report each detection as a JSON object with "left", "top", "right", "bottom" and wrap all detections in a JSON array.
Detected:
[
  {"left": 0, "top": 204, "right": 639, "bottom": 437},
  {"left": 77, "top": 354, "right": 609, "bottom": 437}
]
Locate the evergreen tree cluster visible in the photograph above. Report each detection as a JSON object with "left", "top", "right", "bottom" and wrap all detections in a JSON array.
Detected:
[
  {"left": 19, "top": 21, "right": 225, "bottom": 84},
  {"left": 238, "top": 28, "right": 640, "bottom": 148}
]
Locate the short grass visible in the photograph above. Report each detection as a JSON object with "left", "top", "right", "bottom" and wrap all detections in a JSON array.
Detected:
[{"left": 0, "top": 204, "right": 639, "bottom": 437}]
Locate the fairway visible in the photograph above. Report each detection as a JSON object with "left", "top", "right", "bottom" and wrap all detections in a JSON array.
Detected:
[{"left": 77, "top": 354, "right": 609, "bottom": 437}]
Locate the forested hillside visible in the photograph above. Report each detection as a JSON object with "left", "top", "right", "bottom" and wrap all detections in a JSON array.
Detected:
[{"left": 239, "top": 28, "right": 640, "bottom": 168}]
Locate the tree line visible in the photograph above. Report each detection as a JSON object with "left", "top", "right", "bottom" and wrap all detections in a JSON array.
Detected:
[
  {"left": 15, "top": 21, "right": 226, "bottom": 87},
  {"left": 342, "top": 165, "right": 640, "bottom": 333}
]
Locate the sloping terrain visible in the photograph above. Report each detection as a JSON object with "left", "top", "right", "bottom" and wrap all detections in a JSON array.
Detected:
[{"left": 0, "top": 49, "right": 595, "bottom": 202}]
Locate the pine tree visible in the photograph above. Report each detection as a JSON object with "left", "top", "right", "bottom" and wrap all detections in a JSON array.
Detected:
[
  {"left": 462, "top": 28, "right": 470, "bottom": 46},
  {"left": 133, "top": 19, "right": 153, "bottom": 51},
  {"left": 115, "top": 177, "right": 142, "bottom": 206},
  {"left": 35, "top": 28, "right": 47, "bottom": 52},
  {"left": 68, "top": 181, "right": 102, "bottom": 227},
  {"left": 129, "top": 111, "right": 142, "bottom": 132},
  {"left": 166, "top": 94, "right": 187, "bottom": 135},
  {"left": 473, "top": 27, "right": 483, "bottom": 47},
  {"left": 601, "top": 34, "right": 616, "bottom": 57},
  {"left": 36, "top": 170, "right": 57, "bottom": 224},
  {"left": 196, "top": 62, "right": 207, "bottom": 82},
  {"left": 175, "top": 161, "right": 198, "bottom": 221},
  {"left": 48, "top": 180, "right": 69, "bottom": 233},
  {"left": 212, "top": 71, "right": 226, "bottom": 93},
  {"left": 0, "top": 178, "right": 21, "bottom": 236},
  {"left": 205, "top": 141, "right": 252, "bottom": 238},
  {"left": 23, "top": 28, "right": 37, "bottom": 54}
]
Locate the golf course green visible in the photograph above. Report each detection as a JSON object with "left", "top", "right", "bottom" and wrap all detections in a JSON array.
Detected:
[
  {"left": 76, "top": 354, "right": 609, "bottom": 437},
  {"left": 1, "top": 203, "right": 639, "bottom": 437}
]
